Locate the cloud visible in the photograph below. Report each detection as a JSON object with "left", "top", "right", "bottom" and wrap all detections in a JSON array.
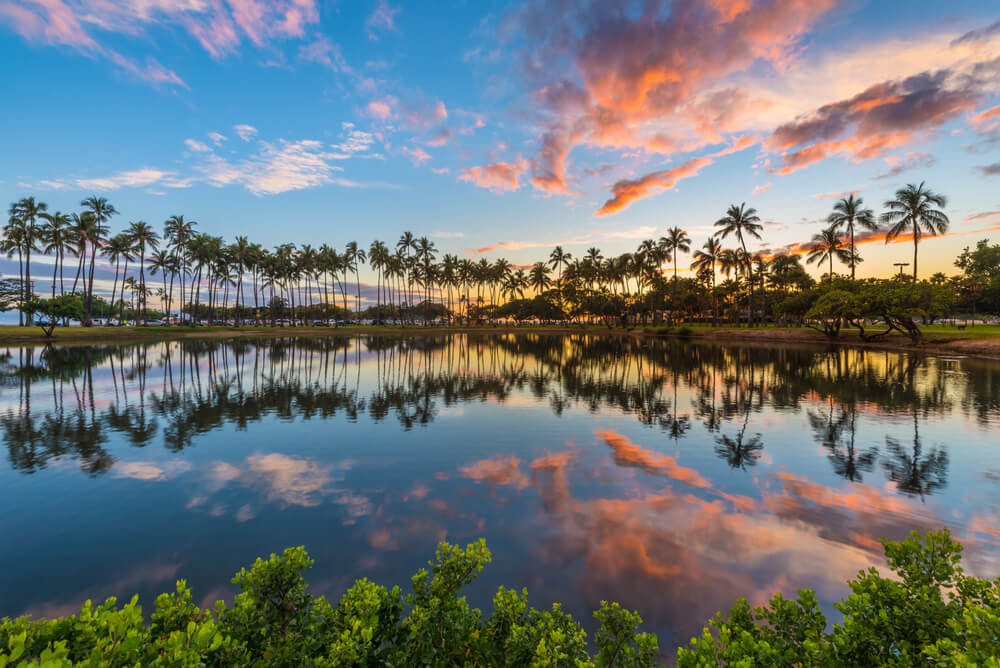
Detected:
[
  {"left": 234, "top": 124, "right": 258, "bottom": 141},
  {"left": 430, "top": 167, "right": 450, "bottom": 175},
  {"left": 752, "top": 182, "right": 772, "bottom": 195},
  {"left": 426, "top": 127, "right": 453, "bottom": 147},
  {"left": 0, "top": 0, "right": 319, "bottom": 83},
  {"left": 596, "top": 429, "right": 711, "bottom": 490},
  {"left": 366, "top": 97, "right": 395, "bottom": 120},
  {"left": 950, "top": 19, "right": 1000, "bottom": 47},
  {"left": 75, "top": 167, "right": 180, "bottom": 191},
  {"left": 365, "top": 0, "right": 400, "bottom": 40},
  {"left": 461, "top": 455, "right": 530, "bottom": 490},
  {"left": 977, "top": 162, "right": 1000, "bottom": 176},
  {"left": 766, "top": 68, "right": 989, "bottom": 174},
  {"left": 401, "top": 146, "right": 430, "bottom": 166},
  {"left": 330, "top": 122, "right": 376, "bottom": 156},
  {"left": 200, "top": 139, "right": 348, "bottom": 195},
  {"left": 433, "top": 231, "right": 463, "bottom": 238},
  {"left": 114, "top": 460, "right": 191, "bottom": 481},
  {"left": 185, "top": 138, "right": 210, "bottom": 152},
  {"left": 298, "top": 35, "right": 349, "bottom": 72},
  {"left": 595, "top": 156, "right": 712, "bottom": 216},
  {"left": 207, "top": 131, "right": 226, "bottom": 146},
  {"left": 458, "top": 158, "right": 528, "bottom": 193},
  {"left": 874, "top": 151, "right": 936, "bottom": 180}
]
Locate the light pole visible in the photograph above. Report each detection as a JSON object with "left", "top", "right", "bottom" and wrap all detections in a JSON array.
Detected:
[{"left": 894, "top": 262, "right": 909, "bottom": 278}]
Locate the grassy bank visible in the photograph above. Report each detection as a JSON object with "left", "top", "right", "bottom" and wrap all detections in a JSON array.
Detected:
[{"left": 2, "top": 322, "right": 999, "bottom": 359}]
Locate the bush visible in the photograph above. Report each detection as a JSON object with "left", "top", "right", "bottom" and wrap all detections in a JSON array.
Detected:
[{"left": 2, "top": 530, "right": 996, "bottom": 666}]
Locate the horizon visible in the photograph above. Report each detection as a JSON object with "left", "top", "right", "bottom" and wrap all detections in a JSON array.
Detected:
[{"left": 2, "top": 0, "right": 1000, "bottom": 295}]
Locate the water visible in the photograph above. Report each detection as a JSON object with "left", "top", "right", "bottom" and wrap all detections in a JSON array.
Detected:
[{"left": 1, "top": 334, "right": 998, "bottom": 650}]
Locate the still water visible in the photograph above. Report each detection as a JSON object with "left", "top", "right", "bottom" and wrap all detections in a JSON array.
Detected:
[{"left": 1, "top": 334, "right": 998, "bottom": 649}]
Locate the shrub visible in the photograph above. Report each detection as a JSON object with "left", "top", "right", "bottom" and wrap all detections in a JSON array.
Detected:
[{"left": 2, "top": 530, "right": 996, "bottom": 666}]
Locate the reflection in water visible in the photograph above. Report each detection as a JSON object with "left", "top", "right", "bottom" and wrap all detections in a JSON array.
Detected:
[{"left": 0, "top": 334, "right": 998, "bottom": 650}]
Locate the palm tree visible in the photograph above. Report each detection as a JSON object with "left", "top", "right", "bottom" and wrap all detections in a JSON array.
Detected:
[
  {"left": 40, "top": 211, "right": 72, "bottom": 298},
  {"left": 80, "top": 196, "right": 117, "bottom": 324},
  {"left": 806, "top": 226, "right": 850, "bottom": 279},
  {"left": 529, "top": 262, "right": 551, "bottom": 295},
  {"left": 127, "top": 221, "right": 159, "bottom": 320},
  {"left": 691, "top": 237, "right": 723, "bottom": 324},
  {"left": 660, "top": 226, "right": 690, "bottom": 284},
  {"left": 69, "top": 212, "right": 94, "bottom": 295},
  {"left": 397, "top": 232, "right": 416, "bottom": 320},
  {"left": 104, "top": 233, "right": 136, "bottom": 323},
  {"left": 345, "top": 241, "right": 367, "bottom": 317},
  {"left": 164, "top": 215, "right": 196, "bottom": 323},
  {"left": 881, "top": 182, "right": 949, "bottom": 280},
  {"left": 1, "top": 217, "right": 27, "bottom": 325},
  {"left": 148, "top": 249, "right": 176, "bottom": 318},
  {"left": 229, "top": 236, "right": 252, "bottom": 324},
  {"left": 548, "top": 246, "right": 572, "bottom": 309},
  {"left": 9, "top": 197, "right": 47, "bottom": 323},
  {"left": 827, "top": 194, "right": 876, "bottom": 280},
  {"left": 714, "top": 203, "right": 762, "bottom": 326}
]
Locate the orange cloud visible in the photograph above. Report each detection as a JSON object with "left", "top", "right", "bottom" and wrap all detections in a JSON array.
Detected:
[
  {"left": 595, "top": 429, "right": 711, "bottom": 490},
  {"left": 595, "top": 156, "right": 712, "bottom": 216},
  {"left": 460, "top": 455, "right": 530, "bottom": 490}
]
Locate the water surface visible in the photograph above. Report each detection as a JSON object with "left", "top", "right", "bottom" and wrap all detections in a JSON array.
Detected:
[{"left": 1, "top": 334, "right": 998, "bottom": 649}]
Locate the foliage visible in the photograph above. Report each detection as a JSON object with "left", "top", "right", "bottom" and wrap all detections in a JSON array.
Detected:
[
  {"left": 0, "top": 539, "right": 659, "bottom": 667},
  {"left": 678, "top": 529, "right": 1000, "bottom": 667}
]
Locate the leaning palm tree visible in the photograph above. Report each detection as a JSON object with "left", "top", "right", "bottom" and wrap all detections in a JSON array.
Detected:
[
  {"left": 80, "top": 196, "right": 117, "bottom": 324},
  {"left": 548, "top": 246, "right": 572, "bottom": 308},
  {"left": 660, "top": 226, "right": 690, "bottom": 284},
  {"left": 805, "top": 226, "right": 851, "bottom": 279},
  {"left": 127, "top": 221, "right": 159, "bottom": 320},
  {"left": 827, "top": 194, "right": 876, "bottom": 280},
  {"left": 691, "top": 237, "right": 723, "bottom": 325},
  {"left": 714, "top": 203, "right": 762, "bottom": 326},
  {"left": 881, "top": 182, "right": 949, "bottom": 280}
]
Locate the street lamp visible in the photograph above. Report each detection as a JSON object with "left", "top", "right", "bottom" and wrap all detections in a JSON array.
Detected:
[{"left": 893, "top": 262, "right": 909, "bottom": 278}]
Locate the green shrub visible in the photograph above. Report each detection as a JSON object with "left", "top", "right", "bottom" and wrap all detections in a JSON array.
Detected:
[{"left": 2, "top": 530, "right": 996, "bottom": 666}]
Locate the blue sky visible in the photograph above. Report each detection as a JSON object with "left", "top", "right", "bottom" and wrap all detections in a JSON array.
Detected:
[{"left": 2, "top": 0, "right": 999, "bottom": 281}]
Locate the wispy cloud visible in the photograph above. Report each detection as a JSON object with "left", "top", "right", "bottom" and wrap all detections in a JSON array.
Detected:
[
  {"left": 365, "top": 0, "right": 400, "bottom": 40},
  {"left": 234, "top": 124, "right": 258, "bottom": 141}
]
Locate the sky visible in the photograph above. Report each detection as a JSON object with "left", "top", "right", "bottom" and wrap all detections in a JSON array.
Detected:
[{"left": 2, "top": 0, "right": 1000, "bottom": 286}]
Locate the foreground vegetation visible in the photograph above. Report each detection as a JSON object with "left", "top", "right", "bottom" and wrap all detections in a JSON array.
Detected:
[{"left": 1, "top": 530, "right": 996, "bottom": 666}]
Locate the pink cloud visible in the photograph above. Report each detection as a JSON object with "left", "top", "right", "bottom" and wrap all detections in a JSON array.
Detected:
[
  {"left": 366, "top": 97, "right": 395, "bottom": 120},
  {"left": 458, "top": 158, "right": 529, "bottom": 193},
  {"left": 365, "top": 0, "right": 400, "bottom": 39},
  {"left": 402, "top": 146, "right": 430, "bottom": 166},
  {"left": 751, "top": 182, "right": 772, "bottom": 195}
]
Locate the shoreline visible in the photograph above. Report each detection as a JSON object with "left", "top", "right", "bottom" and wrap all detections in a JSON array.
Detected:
[{"left": 1, "top": 323, "right": 999, "bottom": 361}]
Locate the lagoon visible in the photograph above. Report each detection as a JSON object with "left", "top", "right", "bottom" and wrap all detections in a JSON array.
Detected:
[{"left": 1, "top": 334, "right": 998, "bottom": 649}]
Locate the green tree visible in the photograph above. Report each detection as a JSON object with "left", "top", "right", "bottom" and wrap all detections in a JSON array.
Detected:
[
  {"left": 827, "top": 194, "right": 877, "bottom": 280},
  {"left": 881, "top": 181, "right": 949, "bottom": 281},
  {"left": 714, "top": 203, "right": 762, "bottom": 326}
]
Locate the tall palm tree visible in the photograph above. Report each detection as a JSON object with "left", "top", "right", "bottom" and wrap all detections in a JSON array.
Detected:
[
  {"left": 104, "top": 233, "right": 136, "bottom": 323},
  {"left": 660, "top": 226, "right": 690, "bottom": 284},
  {"left": 806, "top": 226, "right": 851, "bottom": 279},
  {"left": 9, "top": 197, "right": 47, "bottom": 323},
  {"left": 827, "top": 194, "right": 876, "bottom": 280},
  {"left": 714, "top": 203, "right": 762, "bottom": 326},
  {"left": 548, "top": 246, "right": 572, "bottom": 309},
  {"left": 80, "top": 196, "right": 117, "bottom": 324},
  {"left": 397, "top": 232, "right": 416, "bottom": 319},
  {"left": 127, "top": 221, "right": 159, "bottom": 320},
  {"left": 1, "top": 217, "right": 27, "bottom": 325},
  {"left": 691, "top": 237, "right": 722, "bottom": 325},
  {"left": 881, "top": 182, "right": 949, "bottom": 280},
  {"left": 345, "top": 241, "right": 367, "bottom": 317},
  {"left": 229, "top": 236, "right": 252, "bottom": 324},
  {"left": 40, "top": 211, "right": 72, "bottom": 298},
  {"left": 164, "top": 215, "right": 196, "bottom": 322},
  {"left": 148, "top": 249, "right": 176, "bottom": 318}
]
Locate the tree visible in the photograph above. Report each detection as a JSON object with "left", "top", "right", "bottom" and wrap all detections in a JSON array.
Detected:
[
  {"left": 164, "top": 215, "right": 196, "bottom": 322},
  {"left": 548, "top": 245, "right": 572, "bottom": 309},
  {"left": 104, "top": 233, "right": 136, "bottom": 323},
  {"left": 39, "top": 210, "right": 72, "bottom": 298},
  {"left": 691, "top": 237, "right": 722, "bottom": 324},
  {"left": 80, "top": 196, "right": 117, "bottom": 324},
  {"left": 881, "top": 181, "right": 949, "bottom": 280},
  {"left": 714, "top": 203, "right": 762, "bottom": 326},
  {"left": 827, "top": 194, "right": 877, "bottom": 280},
  {"left": 8, "top": 197, "right": 47, "bottom": 326},
  {"left": 660, "top": 226, "right": 690, "bottom": 284},
  {"left": 127, "top": 221, "right": 159, "bottom": 321},
  {"left": 805, "top": 225, "right": 851, "bottom": 279}
]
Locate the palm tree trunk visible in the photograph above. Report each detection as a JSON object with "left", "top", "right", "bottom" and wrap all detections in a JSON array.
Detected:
[
  {"left": 850, "top": 225, "right": 856, "bottom": 280},
  {"left": 913, "top": 222, "right": 919, "bottom": 280}
]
